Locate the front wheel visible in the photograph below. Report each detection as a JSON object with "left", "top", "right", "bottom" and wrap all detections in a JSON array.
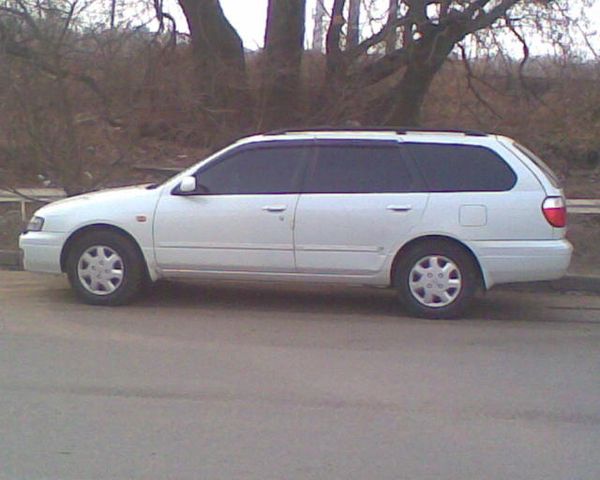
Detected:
[
  {"left": 394, "top": 241, "right": 480, "bottom": 319},
  {"left": 66, "top": 231, "right": 144, "bottom": 306}
]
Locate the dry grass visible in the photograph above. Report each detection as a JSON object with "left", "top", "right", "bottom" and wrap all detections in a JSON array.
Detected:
[{"left": 2, "top": 44, "right": 599, "bottom": 192}]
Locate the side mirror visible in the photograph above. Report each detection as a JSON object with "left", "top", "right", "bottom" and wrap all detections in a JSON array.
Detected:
[{"left": 179, "top": 176, "right": 197, "bottom": 193}]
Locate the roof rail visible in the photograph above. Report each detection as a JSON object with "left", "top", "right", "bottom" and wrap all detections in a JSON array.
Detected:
[
  {"left": 263, "top": 126, "right": 488, "bottom": 137},
  {"left": 396, "top": 127, "right": 488, "bottom": 137},
  {"left": 263, "top": 126, "right": 396, "bottom": 136}
]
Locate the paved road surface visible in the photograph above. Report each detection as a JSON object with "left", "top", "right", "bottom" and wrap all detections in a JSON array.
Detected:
[{"left": 1, "top": 272, "right": 599, "bottom": 480}]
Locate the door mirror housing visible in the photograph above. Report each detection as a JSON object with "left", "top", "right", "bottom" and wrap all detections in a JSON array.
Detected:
[{"left": 179, "top": 176, "right": 197, "bottom": 194}]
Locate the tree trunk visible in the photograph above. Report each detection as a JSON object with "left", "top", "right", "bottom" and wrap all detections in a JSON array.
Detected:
[
  {"left": 261, "top": 0, "right": 306, "bottom": 129},
  {"left": 384, "top": 64, "right": 436, "bottom": 126},
  {"left": 385, "top": 33, "right": 456, "bottom": 126},
  {"left": 386, "top": 0, "right": 398, "bottom": 53},
  {"left": 178, "top": 0, "right": 248, "bottom": 120},
  {"left": 347, "top": 0, "right": 360, "bottom": 48},
  {"left": 110, "top": 0, "right": 117, "bottom": 29},
  {"left": 324, "top": 0, "right": 347, "bottom": 84},
  {"left": 315, "top": 0, "right": 348, "bottom": 124},
  {"left": 312, "top": 0, "right": 326, "bottom": 51}
]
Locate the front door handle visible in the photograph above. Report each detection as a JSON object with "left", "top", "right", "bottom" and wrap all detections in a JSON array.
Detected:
[
  {"left": 387, "top": 205, "right": 413, "bottom": 212},
  {"left": 262, "top": 205, "right": 287, "bottom": 212}
]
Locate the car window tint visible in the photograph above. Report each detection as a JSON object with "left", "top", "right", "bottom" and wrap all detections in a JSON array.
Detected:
[
  {"left": 407, "top": 143, "right": 517, "bottom": 192},
  {"left": 196, "top": 146, "right": 308, "bottom": 195},
  {"left": 305, "top": 145, "right": 415, "bottom": 193}
]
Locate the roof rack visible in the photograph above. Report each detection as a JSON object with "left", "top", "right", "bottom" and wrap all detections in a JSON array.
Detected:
[
  {"left": 396, "top": 127, "right": 488, "bottom": 137},
  {"left": 263, "top": 126, "right": 488, "bottom": 137}
]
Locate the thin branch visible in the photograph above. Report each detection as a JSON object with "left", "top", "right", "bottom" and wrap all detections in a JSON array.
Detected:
[
  {"left": 466, "top": 0, "right": 520, "bottom": 34},
  {"left": 57, "top": 1, "right": 78, "bottom": 47},
  {"left": 458, "top": 43, "right": 502, "bottom": 119},
  {"left": 2, "top": 34, "right": 121, "bottom": 127}
]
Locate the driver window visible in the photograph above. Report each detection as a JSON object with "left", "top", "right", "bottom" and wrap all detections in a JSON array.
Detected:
[{"left": 195, "top": 145, "right": 309, "bottom": 195}]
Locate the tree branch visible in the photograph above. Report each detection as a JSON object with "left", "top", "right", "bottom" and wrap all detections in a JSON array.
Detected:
[
  {"left": 458, "top": 43, "right": 502, "bottom": 119},
  {"left": 348, "top": 14, "right": 412, "bottom": 59},
  {"left": 466, "top": 0, "right": 520, "bottom": 34}
]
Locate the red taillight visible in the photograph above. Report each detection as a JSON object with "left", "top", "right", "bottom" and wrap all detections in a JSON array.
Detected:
[{"left": 542, "top": 197, "right": 567, "bottom": 228}]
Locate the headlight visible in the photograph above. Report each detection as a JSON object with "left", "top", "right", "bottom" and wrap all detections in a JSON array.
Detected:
[{"left": 26, "top": 216, "right": 45, "bottom": 232}]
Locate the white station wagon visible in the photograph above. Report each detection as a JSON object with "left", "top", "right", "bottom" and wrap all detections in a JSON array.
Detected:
[{"left": 19, "top": 128, "right": 572, "bottom": 318}]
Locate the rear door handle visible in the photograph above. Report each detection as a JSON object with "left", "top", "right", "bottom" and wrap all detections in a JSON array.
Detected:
[
  {"left": 387, "top": 205, "right": 413, "bottom": 212},
  {"left": 262, "top": 205, "right": 287, "bottom": 212}
]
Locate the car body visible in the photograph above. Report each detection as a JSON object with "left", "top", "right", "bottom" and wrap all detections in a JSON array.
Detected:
[{"left": 19, "top": 128, "right": 572, "bottom": 318}]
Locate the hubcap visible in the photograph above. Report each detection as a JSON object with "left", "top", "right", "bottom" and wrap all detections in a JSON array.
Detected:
[
  {"left": 408, "top": 255, "right": 462, "bottom": 308},
  {"left": 77, "top": 245, "right": 124, "bottom": 296}
]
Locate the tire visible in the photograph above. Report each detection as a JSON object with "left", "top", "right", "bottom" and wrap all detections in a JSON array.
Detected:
[
  {"left": 65, "top": 231, "right": 144, "bottom": 306},
  {"left": 393, "top": 240, "right": 480, "bottom": 319}
]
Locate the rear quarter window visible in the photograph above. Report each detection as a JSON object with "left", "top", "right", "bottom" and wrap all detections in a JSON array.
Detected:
[
  {"left": 406, "top": 143, "right": 517, "bottom": 192},
  {"left": 511, "top": 141, "right": 562, "bottom": 189}
]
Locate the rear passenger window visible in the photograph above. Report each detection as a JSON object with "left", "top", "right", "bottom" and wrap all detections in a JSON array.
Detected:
[
  {"left": 407, "top": 143, "right": 517, "bottom": 192},
  {"left": 305, "top": 144, "right": 416, "bottom": 193}
]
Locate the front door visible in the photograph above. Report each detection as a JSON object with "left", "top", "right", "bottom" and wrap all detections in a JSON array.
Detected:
[{"left": 154, "top": 143, "right": 310, "bottom": 273}]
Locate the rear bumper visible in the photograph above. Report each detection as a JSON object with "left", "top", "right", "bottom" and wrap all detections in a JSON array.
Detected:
[
  {"left": 19, "top": 231, "right": 66, "bottom": 274},
  {"left": 469, "top": 239, "right": 573, "bottom": 288}
]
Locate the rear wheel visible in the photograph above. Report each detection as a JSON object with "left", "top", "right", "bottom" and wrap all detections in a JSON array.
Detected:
[
  {"left": 66, "top": 231, "right": 144, "bottom": 305},
  {"left": 394, "top": 241, "right": 480, "bottom": 319}
]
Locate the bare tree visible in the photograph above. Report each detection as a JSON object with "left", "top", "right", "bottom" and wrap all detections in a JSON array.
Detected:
[
  {"left": 1, "top": 0, "right": 595, "bottom": 200},
  {"left": 261, "top": 0, "right": 306, "bottom": 128},
  {"left": 0, "top": 0, "right": 98, "bottom": 194},
  {"left": 0, "top": 0, "right": 164, "bottom": 194},
  {"left": 312, "top": 0, "right": 326, "bottom": 51},
  {"left": 109, "top": 0, "right": 117, "bottom": 29},
  {"left": 386, "top": 0, "right": 398, "bottom": 54},
  {"left": 321, "top": 0, "right": 562, "bottom": 125},
  {"left": 177, "top": 0, "right": 248, "bottom": 121},
  {"left": 347, "top": 0, "right": 360, "bottom": 48}
]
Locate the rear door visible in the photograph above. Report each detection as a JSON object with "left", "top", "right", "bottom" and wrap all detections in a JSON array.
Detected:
[{"left": 294, "top": 140, "right": 429, "bottom": 275}]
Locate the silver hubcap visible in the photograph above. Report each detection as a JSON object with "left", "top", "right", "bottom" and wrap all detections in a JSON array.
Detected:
[
  {"left": 408, "top": 255, "right": 462, "bottom": 308},
  {"left": 77, "top": 245, "right": 124, "bottom": 296}
]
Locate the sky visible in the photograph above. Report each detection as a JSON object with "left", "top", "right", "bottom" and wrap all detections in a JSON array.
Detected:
[
  {"left": 161, "top": 0, "right": 600, "bottom": 56},
  {"left": 221, "top": 0, "right": 270, "bottom": 49},
  {"left": 163, "top": 0, "right": 314, "bottom": 50}
]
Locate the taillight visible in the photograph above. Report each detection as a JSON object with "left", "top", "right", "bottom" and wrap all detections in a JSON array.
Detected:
[{"left": 542, "top": 196, "right": 567, "bottom": 228}]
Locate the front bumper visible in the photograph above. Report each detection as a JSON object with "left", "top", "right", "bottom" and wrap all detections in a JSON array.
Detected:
[
  {"left": 469, "top": 239, "right": 573, "bottom": 289},
  {"left": 19, "top": 231, "right": 66, "bottom": 274}
]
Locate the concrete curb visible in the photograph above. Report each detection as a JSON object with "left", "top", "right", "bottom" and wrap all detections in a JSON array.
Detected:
[
  {"left": 0, "top": 249, "right": 22, "bottom": 270},
  {"left": 497, "top": 275, "right": 600, "bottom": 295},
  {"left": 1, "top": 248, "right": 599, "bottom": 294},
  {"left": 556, "top": 275, "right": 600, "bottom": 294}
]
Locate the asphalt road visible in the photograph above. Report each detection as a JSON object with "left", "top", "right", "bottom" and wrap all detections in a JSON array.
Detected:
[{"left": 1, "top": 271, "right": 599, "bottom": 480}]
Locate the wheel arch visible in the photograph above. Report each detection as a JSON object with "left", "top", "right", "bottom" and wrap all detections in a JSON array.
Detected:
[
  {"left": 60, "top": 224, "right": 149, "bottom": 279},
  {"left": 390, "top": 235, "right": 488, "bottom": 290}
]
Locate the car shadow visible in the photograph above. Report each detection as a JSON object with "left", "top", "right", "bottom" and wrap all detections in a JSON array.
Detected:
[
  {"left": 41, "top": 277, "right": 583, "bottom": 323},
  {"left": 129, "top": 279, "right": 554, "bottom": 322},
  {"left": 137, "top": 280, "right": 404, "bottom": 318}
]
